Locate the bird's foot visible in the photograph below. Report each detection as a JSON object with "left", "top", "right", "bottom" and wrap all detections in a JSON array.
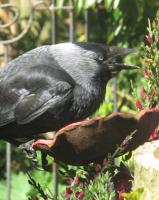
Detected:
[
  {"left": 30, "top": 140, "right": 53, "bottom": 171},
  {"left": 19, "top": 140, "right": 38, "bottom": 166},
  {"left": 19, "top": 140, "right": 51, "bottom": 171}
]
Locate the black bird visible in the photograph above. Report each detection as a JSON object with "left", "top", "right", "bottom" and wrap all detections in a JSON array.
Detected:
[{"left": 0, "top": 42, "right": 138, "bottom": 147}]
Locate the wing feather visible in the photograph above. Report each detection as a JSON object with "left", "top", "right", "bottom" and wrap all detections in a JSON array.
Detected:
[{"left": 0, "top": 49, "right": 75, "bottom": 126}]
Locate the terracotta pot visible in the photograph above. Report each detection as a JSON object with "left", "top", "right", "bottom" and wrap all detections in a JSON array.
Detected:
[{"left": 33, "top": 108, "right": 159, "bottom": 165}]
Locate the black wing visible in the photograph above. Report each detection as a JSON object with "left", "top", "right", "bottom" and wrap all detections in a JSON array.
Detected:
[{"left": 0, "top": 47, "right": 75, "bottom": 125}]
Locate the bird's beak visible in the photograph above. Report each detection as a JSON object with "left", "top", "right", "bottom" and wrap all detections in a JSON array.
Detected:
[
  {"left": 108, "top": 46, "right": 138, "bottom": 58},
  {"left": 107, "top": 47, "right": 140, "bottom": 77}
]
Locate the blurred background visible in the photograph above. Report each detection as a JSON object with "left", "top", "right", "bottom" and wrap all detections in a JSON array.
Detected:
[{"left": 0, "top": 0, "right": 159, "bottom": 199}]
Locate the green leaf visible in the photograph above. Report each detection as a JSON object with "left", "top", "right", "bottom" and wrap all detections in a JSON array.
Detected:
[
  {"left": 104, "top": 0, "right": 113, "bottom": 10},
  {"left": 113, "top": 0, "right": 120, "bottom": 9},
  {"left": 86, "top": 0, "right": 97, "bottom": 8},
  {"left": 123, "top": 188, "right": 144, "bottom": 200}
]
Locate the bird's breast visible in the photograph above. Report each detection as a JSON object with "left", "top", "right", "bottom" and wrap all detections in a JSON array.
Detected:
[{"left": 71, "top": 83, "right": 106, "bottom": 120}]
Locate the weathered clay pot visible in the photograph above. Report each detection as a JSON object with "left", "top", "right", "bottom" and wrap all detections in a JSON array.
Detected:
[{"left": 33, "top": 108, "right": 159, "bottom": 165}]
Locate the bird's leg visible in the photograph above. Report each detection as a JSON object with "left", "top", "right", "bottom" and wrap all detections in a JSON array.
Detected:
[
  {"left": 19, "top": 140, "right": 38, "bottom": 166},
  {"left": 41, "top": 152, "right": 48, "bottom": 169},
  {"left": 19, "top": 132, "right": 56, "bottom": 167},
  {"left": 19, "top": 141, "right": 53, "bottom": 171},
  {"left": 41, "top": 151, "right": 53, "bottom": 171}
]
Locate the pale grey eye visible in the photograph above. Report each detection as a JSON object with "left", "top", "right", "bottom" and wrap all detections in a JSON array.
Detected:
[{"left": 97, "top": 54, "right": 105, "bottom": 62}]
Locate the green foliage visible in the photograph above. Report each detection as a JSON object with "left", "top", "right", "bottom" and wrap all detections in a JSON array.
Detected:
[
  {"left": 27, "top": 172, "right": 54, "bottom": 200},
  {"left": 0, "top": 172, "right": 31, "bottom": 200},
  {"left": 0, "top": 169, "right": 66, "bottom": 200},
  {"left": 122, "top": 188, "right": 144, "bottom": 200},
  {"left": 84, "top": 171, "right": 116, "bottom": 200},
  {"left": 139, "top": 11, "right": 159, "bottom": 108},
  {"left": 61, "top": 161, "right": 117, "bottom": 200},
  {"left": 1, "top": 1, "right": 159, "bottom": 199}
]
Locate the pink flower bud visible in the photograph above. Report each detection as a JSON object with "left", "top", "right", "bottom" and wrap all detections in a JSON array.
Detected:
[
  {"left": 73, "top": 176, "right": 80, "bottom": 186},
  {"left": 95, "top": 163, "right": 101, "bottom": 173},
  {"left": 66, "top": 187, "right": 72, "bottom": 199},
  {"left": 75, "top": 191, "right": 84, "bottom": 200},
  {"left": 143, "top": 69, "right": 151, "bottom": 79},
  {"left": 135, "top": 99, "right": 143, "bottom": 110},
  {"left": 102, "top": 158, "right": 107, "bottom": 166},
  {"left": 146, "top": 35, "right": 153, "bottom": 45},
  {"left": 118, "top": 191, "right": 125, "bottom": 200},
  {"left": 149, "top": 129, "right": 158, "bottom": 141}
]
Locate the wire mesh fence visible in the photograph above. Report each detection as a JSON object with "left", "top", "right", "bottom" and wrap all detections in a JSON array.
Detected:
[{"left": 0, "top": 1, "right": 117, "bottom": 199}]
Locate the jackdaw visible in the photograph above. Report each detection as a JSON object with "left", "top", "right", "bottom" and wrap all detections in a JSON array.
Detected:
[{"left": 0, "top": 42, "right": 138, "bottom": 148}]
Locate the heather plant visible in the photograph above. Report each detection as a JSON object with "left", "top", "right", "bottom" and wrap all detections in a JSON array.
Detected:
[
  {"left": 134, "top": 10, "right": 159, "bottom": 140},
  {"left": 135, "top": 10, "right": 159, "bottom": 110},
  {"left": 122, "top": 10, "right": 159, "bottom": 200}
]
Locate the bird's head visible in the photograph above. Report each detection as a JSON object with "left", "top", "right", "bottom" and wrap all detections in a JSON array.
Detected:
[
  {"left": 105, "top": 46, "right": 139, "bottom": 78},
  {"left": 50, "top": 42, "right": 139, "bottom": 86},
  {"left": 75, "top": 42, "right": 139, "bottom": 79}
]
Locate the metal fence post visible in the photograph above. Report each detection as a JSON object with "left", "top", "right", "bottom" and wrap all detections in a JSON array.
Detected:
[
  {"left": 85, "top": 8, "right": 89, "bottom": 42},
  {"left": 0, "top": 2, "right": 38, "bottom": 200},
  {"left": 50, "top": 1, "right": 58, "bottom": 199},
  {"left": 113, "top": 78, "right": 118, "bottom": 112},
  {"left": 69, "top": 0, "right": 74, "bottom": 43},
  {"left": 4, "top": 45, "right": 12, "bottom": 200},
  {"left": 6, "top": 142, "right": 11, "bottom": 200}
]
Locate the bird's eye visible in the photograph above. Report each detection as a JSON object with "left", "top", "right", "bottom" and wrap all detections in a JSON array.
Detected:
[{"left": 97, "top": 54, "right": 105, "bottom": 62}]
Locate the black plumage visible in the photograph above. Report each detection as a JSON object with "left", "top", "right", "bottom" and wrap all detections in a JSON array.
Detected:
[{"left": 0, "top": 42, "right": 138, "bottom": 145}]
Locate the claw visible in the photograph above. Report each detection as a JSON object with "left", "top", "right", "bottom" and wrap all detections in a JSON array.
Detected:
[
  {"left": 19, "top": 140, "right": 38, "bottom": 166},
  {"left": 19, "top": 140, "right": 53, "bottom": 171}
]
